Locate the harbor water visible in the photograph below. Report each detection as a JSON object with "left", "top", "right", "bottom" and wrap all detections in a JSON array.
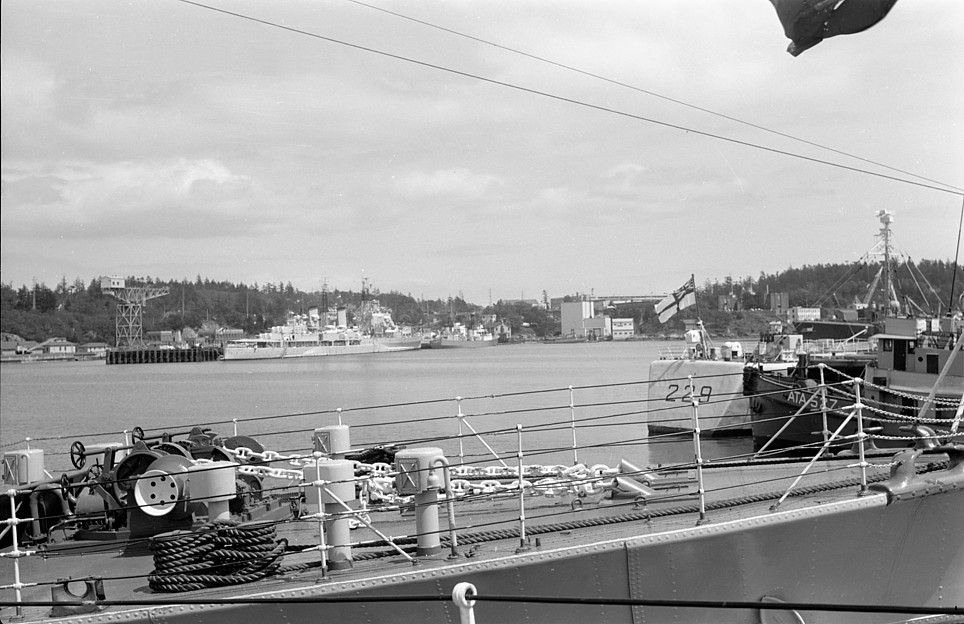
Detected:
[{"left": 0, "top": 341, "right": 751, "bottom": 474}]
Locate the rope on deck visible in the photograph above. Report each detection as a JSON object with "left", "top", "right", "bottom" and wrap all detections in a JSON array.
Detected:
[{"left": 148, "top": 520, "right": 286, "bottom": 592}]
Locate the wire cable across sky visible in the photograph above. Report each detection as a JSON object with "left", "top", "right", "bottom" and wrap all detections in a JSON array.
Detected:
[{"left": 178, "top": 0, "right": 963, "bottom": 198}]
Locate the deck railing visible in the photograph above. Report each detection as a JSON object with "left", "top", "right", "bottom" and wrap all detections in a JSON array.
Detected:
[{"left": 8, "top": 368, "right": 958, "bottom": 617}]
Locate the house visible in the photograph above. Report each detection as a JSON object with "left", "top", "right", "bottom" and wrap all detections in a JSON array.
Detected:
[
  {"left": 78, "top": 342, "right": 110, "bottom": 357},
  {"left": 17, "top": 341, "right": 39, "bottom": 354},
  {"left": 32, "top": 338, "right": 77, "bottom": 355},
  {"left": 486, "top": 319, "right": 513, "bottom": 342},
  {"left": 611, "top": 318, "right": 635, "bottom": 340}
]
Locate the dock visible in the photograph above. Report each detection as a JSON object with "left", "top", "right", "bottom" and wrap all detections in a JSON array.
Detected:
[{"left": 106, "top": 346, "right": 221, "bottom": 365}]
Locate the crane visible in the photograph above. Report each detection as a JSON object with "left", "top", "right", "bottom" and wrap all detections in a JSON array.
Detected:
[{"left": 100, "top": 277, "right": 169, "bottom": 347}]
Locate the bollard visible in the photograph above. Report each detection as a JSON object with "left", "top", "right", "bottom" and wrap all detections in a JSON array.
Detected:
[
  {"left": 313, "top": 425, "right": 351, "bottom": 459},
  {"left": 304, "top": 459, "right": 355, "bottom": 570},
  {"left": 187, "top": 461, "right": 237, "bottom": 521},
  {"left": 2, "top": 449, "right": 45, "bottom": 486},
  {"left": 395, "top": 447, "right": 445, "bottom": 556}
]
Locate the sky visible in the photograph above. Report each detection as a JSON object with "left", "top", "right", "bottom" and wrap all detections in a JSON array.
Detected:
[{"left": 2, "top": 1, "right": 962, "bottom": 305}]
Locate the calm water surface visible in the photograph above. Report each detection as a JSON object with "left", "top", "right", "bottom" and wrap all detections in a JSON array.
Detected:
[{"left": 1, "top": 342, "right": 750, "bottom": 473}]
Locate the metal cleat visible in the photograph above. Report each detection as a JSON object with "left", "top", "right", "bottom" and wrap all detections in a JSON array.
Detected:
[
  {"left": 937, "top": 443, "right": 964, "bottom": 477},
  {"left": 50, "top": 576, "right": 105, "bottom": 617},
  {"left": 869, "top": 449, "right": 920, "bottom": 502},
  {"left": 900, "top": 424, "right": 939, "bottom": 450},
  {"left": 871, "top": 446, "right": 964, "bottom": 502}
]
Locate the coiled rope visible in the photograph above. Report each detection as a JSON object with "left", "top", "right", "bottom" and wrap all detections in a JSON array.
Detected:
[{"left": 148, "top": 519, "right": 286, "bottom": 592}]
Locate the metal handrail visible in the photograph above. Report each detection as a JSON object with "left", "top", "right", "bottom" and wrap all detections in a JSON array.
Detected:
[{"left": 770, "top": 379, "right": 866, "bottom": 511}]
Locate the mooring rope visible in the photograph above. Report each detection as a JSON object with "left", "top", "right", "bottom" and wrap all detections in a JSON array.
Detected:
[{"left": 148, "top": 519, "right": 286, "bottom": 592}]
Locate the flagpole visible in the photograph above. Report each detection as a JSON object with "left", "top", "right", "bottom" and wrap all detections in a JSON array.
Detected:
[
  {"left": 692, "top": 274, "right": 701, "bottom": 321},
  {"left": 691, "top": 274, "right": 708, "bottom": 351}
]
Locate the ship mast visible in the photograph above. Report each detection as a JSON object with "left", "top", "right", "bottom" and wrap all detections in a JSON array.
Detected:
[
  {"left": 867, "top": 209, "right": 899, "bottom": 316},
  {"left": 877, "top": 209, "right": 898, "bottom": 315}
]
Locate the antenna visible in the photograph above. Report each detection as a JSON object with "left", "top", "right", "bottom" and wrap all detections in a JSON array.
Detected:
[{"left": 875, "top": 210, "right": 898, "bottom": 314}]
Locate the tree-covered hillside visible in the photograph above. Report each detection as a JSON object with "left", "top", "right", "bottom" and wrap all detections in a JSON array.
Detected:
[
  {"left": 614, "top": 259, "right": 961, "bottom": 336},
  {"left": 1, "top": 259, "right": 961, "bottom": 344},
  {"left": 0, "top": 277, "right": 475, "bottom": 345}
]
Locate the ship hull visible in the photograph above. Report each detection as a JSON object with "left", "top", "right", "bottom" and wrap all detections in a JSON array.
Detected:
[
  {"left": 435, "top": 338, "right": 497, "bottom": 348},
  {"left": 278, "top": 488, "right": 961, "bottom": 624},
  {"left": 745, "top": 354, "right": 958, "bottom": 454},
  {"left": 647, "top": 359, "right": 793, "bottom": 436},
  {"left": 744, "top": 368, "right": 858, "bottom": 453},
  {"left": 16, "top": 482, "right": 960, "bottom": 624},
  {"left": 222, "top": 336, "right": 422, "bottom": 360}
]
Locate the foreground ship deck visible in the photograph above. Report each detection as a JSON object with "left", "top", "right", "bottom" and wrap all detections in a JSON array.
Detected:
[{"left": 2, "top": 374, "right": 962, "bottom": 624}]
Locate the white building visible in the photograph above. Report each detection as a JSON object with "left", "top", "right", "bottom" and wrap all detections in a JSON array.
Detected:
[
  {"left": 33, "top": 338, "right": 77, "bottom": 355},
  {"left": 100, "top": 276, "right": 126, "bottom": 289},
  {"left": 560, "top": 301, "right": 594, "bottom": 338},
  {"left": 789, "top": 306, "right": 821, "bottom": 323},
  {"left": 560, "top": 301, "right": 616, "bottom": 339},
  {"left": 611, "top": 318, "right": 635, "bottom": 340}
]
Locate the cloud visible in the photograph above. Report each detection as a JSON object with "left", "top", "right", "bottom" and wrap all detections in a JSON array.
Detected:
[
  {"left": 1, "top": 1, "right": 961, "bottom": 300},
  {"left": 0, "top": 53, "right": 58, "bottom": 120},
  {"left": 1, "top": 158, "right": 259, "bottom": 239},
  {"left": 391, "top": 168, "right": 501, "bottom": 199}
]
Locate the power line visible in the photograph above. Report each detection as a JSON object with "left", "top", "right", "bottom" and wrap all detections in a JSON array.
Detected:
[
  {"left": 177, "top": 0, "right": 963, "bottom": 198},
  {"left": 346, "top": 0, "right": 963, "bottom": 195}
]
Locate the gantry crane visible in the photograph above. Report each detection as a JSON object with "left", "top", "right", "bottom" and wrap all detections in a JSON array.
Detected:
[{"left": 100, "top": 277, "right": 169, "bottom": 347}]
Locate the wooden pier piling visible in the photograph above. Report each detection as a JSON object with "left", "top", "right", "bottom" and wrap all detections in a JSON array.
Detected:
[{"left": 105, "top": 346, "right": 221, "bottom": 365}]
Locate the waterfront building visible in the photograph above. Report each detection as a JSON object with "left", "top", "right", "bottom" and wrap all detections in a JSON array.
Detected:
[
  {"left": 611, "top": 318, "right": 635, "bottom": 340},
  {"left": 77, "top": 342, "right": 109, "bottom": 357},
  {"left": 789, "top": 306, "right": 821, "bottom": 323},
  {"left": 32, "top": 338, "right": 77, "bottom": 355},
  {"left": 560, "top": 300, "right": 617, "bottom": 339}
]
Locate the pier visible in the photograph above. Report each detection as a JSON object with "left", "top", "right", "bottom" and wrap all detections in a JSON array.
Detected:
[{"left": 106, "top": 346, "right": 221, "bottom": 365}]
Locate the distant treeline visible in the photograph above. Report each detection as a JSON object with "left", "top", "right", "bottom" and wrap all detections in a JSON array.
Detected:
[
  {"left": 0, "top": 276, "right": 481, "bottom": 345},
  {"left": 1, "top": 259, "right": 960, "bottom": 344}
]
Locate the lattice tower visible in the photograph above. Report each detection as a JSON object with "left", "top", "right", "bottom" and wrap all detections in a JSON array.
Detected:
[{"left": 102, "top": 282, "right": 170, "bottom": 347}]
